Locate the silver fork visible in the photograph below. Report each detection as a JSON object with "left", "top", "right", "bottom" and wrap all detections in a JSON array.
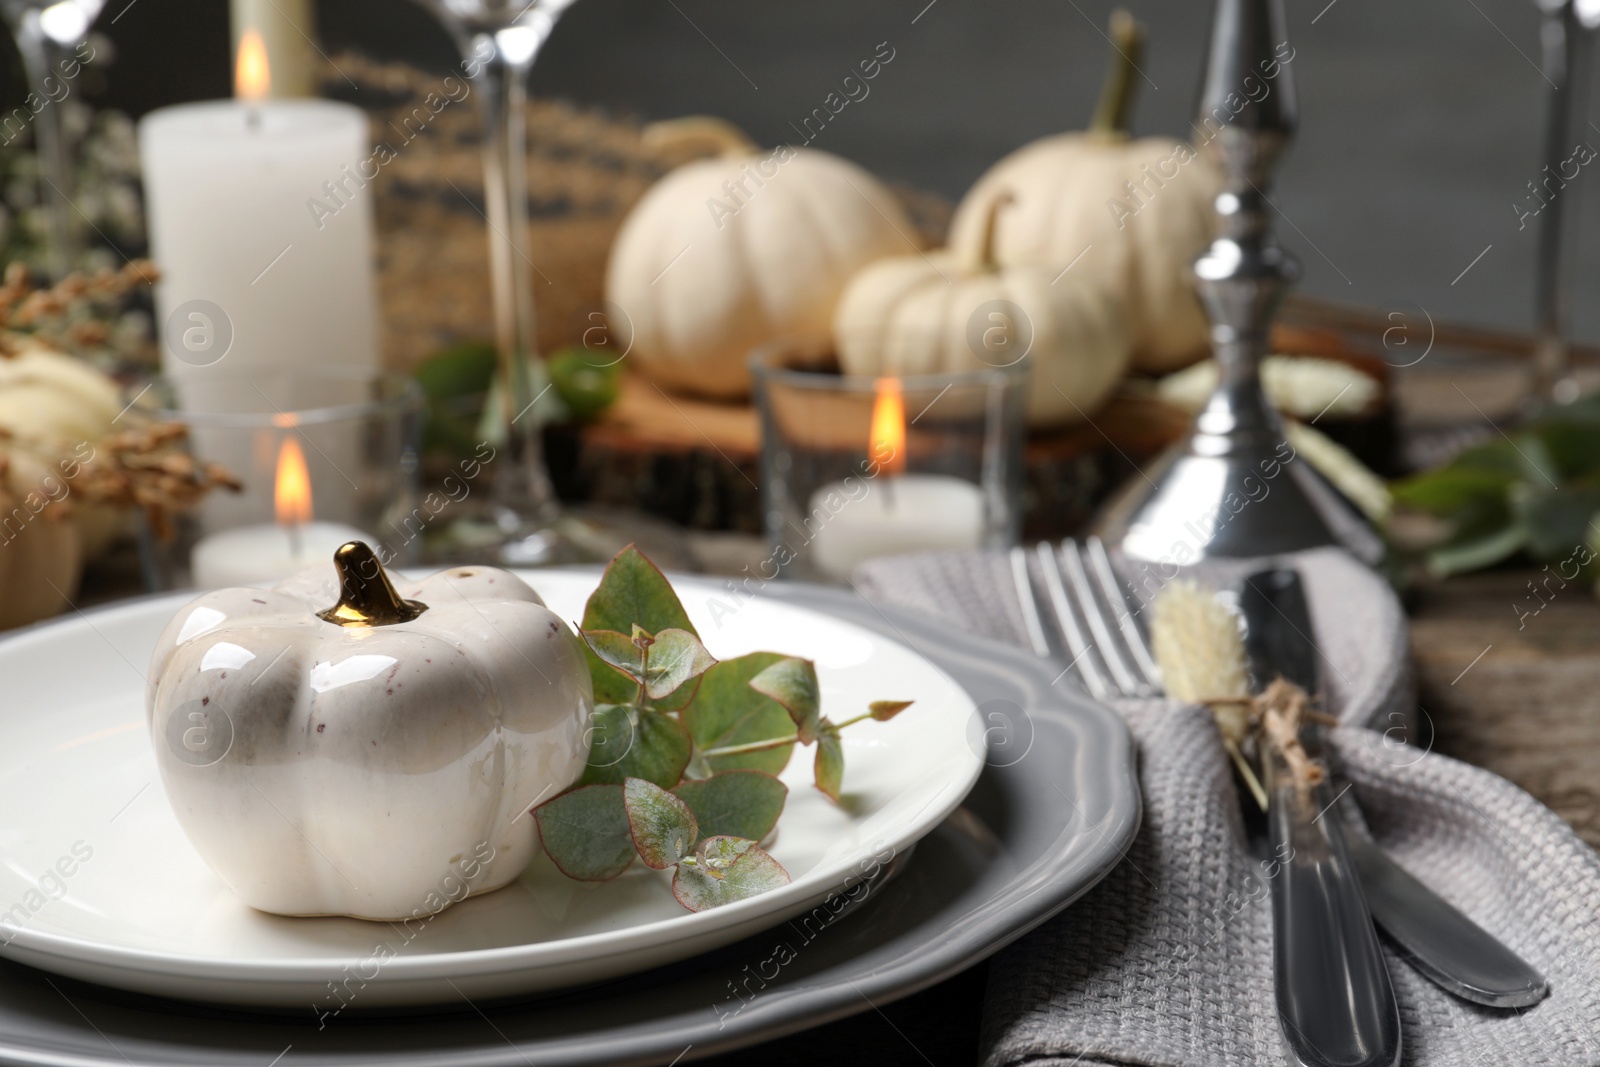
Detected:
[
  {"left": 1008, "top": 536, "right": 1159, "bottom": 702},
  {"left": 1010, "top": 539, "right": 1549, "bottom": 1012}
]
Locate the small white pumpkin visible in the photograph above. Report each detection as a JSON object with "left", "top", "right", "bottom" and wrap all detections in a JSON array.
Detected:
[
  {"left": 947, "top": 12, "right": 1221, "bottom": 374},
  {"left": 834, "top": 193, "right": 1130, "bottom": 427},
  {"left": 0, "top": 445, "right": 82, "bottom": 630},
  {"left": 607, "top": 118, "right": 919, "bottom": 398},
  {"left": 0, "top": 336, "right": 127, "bottom": 558},
  {"left": 0, "top": 337, "right": 122, "bottom": 445},
  {"left": 146, "top": 543, "right": 594, "bottom": 921}
]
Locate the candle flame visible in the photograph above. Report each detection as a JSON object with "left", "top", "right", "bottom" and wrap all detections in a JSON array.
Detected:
[
  {"left": 274, "top": 437, "right": 312, "bottom": 528},
  {"left": 235, "top": 29, "right": 271, "bottom": 102},
  {"left": 869, "top": 378, "right": 906, "bottom": 477}
]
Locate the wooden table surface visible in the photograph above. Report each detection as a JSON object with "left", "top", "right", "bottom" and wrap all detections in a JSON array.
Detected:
[{"left": 1410, "top": 569, "right": 1600, "bottom": 850}]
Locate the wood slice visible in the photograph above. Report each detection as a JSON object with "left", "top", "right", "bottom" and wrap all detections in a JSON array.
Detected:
[{"left": 546, "top": 374, "right": 1193, "bottom": 538}]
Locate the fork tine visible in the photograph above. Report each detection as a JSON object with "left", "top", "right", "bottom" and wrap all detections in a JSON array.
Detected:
[
  {"left": 1034, "top": 542, "right": 1114, "bottom": 701},
  {"left": 1009, "top": 545, "right": 1054, "bottom": 659},
  {"left": 1059, "top": 540, "right": 1144, "bottom": 697},
  {"left": 1085, "top": 536, "right": 1163, "bottom": 692}
]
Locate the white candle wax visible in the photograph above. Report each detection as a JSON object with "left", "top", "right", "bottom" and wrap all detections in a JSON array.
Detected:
[
  {"left": 139, "top": 100, "right": 379, "bottom": 383},
  {"left": 191, "top": 521, "right": 372, "bottom": 588},
  {"left": 806, "top": 475, "right": 987, "bottom": 581}
]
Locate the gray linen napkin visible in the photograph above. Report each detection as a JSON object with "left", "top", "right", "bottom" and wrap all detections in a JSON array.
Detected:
[{"left": 853, "top": 546, "right": 1600, "bottom": 1067}]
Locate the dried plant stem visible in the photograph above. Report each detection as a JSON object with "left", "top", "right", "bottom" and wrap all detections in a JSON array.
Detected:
[
  {"left": 1257, "top": 677, "right": 1326, "bottom": 791},
  {"left": 1223, "top": 736, "right": 1269, "bottom": 811}
]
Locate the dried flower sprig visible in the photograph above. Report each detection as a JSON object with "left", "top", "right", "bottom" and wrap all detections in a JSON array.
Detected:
[
  {"left": 1149, "top": 578, "right": 1338, "bottom": 810},
  {"left": 0, "top": 260, "right": 159, "bottom": 362},
  {"left": 72, "top": 422, "right": 240, "bottom": 539},
  {"left": 1150, "top": 580, "right": 1267, "bottom": 808}
]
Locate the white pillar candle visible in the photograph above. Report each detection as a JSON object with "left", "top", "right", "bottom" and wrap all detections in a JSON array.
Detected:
[
  {"left": 191, "top": 521, "right": 373, "bottom": 588},
  {"left": 139, "top": 99, "right": 380, "bottom": 383},
  {"left": 806, "top": 474, "right": 986, "bottom": 581}
]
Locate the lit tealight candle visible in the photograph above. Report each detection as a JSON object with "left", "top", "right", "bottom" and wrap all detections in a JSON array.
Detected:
[
  {"left": 191, "top": 437, "right": 371, "bottom": 588},
  {"left": 806, "top": 379, "right": 987, "bottom": 580}
]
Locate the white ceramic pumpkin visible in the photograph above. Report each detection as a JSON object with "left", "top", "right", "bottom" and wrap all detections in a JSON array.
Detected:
[
  {"left": 146, "top": 543, "right": 594, "bottom": 920},
  {"left": 947, "top": 14, "right": 1221, "bottom": 374},
  {"left": 0, "top": 444, "right": 83, "bottom": 630},
  {"left": 607, "top": 118, "right": 919, "bottom": 398},
  {"left": 0, "top": 336, "right": 127, "bottom": 557},
  {"left": 834, "top": 193, "right": 1130, "bottom": 427}
]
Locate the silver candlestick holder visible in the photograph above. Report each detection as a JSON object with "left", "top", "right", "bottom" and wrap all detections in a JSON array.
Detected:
[{"left": 1095, "top": 0, "right": 1372, "bottom": 566}]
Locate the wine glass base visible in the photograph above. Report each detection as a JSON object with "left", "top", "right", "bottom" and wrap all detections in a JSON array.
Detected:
[{"left": 425, "top": 504, "right": 696, "bottom": 571}]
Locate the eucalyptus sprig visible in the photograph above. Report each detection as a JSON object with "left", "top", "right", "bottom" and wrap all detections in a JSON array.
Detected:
[
  {"left": 532, "top": 546, "right": 914, "bottom": 912},
  {"left": 1390, "top": 393, "right": 1600, "bottom": 580}
]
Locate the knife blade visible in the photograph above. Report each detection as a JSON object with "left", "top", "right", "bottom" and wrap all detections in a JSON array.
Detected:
[{"left": 1344, "top": 827, "right": 1549, "bottom": 1009}]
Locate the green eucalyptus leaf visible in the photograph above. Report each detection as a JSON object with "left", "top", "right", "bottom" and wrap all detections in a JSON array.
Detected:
[
  {"left": 623, "top": 777, "right": 698, "bottom": 869},
  {"left": 672, "top": 771, "right": 788, "bottom": 843},
  {"left": 1512, "top": 435, "right": 1563, "bottom": 489},
  {"left": 641, "top": 628, "right": 717, "bottom": 700},
  {"left": 1426, "top": 523, "right": 1527, "bottom": 579},
  {"left": 1450, "top": 439, "right": 1525, "bottom": 477},
  {"left": 682, "top": 652, "right": 797, "bottom": 775},
  {"left": 749, "top": 657, "right": 821, "bottom": 745},
  {"left": 580, "top": 704, "right": 692, "bottom": 788},
  {"left": 1391, "top": 466, "right": 1517, "bottom": 517},
  {"left": 533, "top": 784, "right": 634, "bottom": 881},
  {"left": 814, "top": 723, "right": 845, "bottom": 802},
  {"left": 671, "top": 836, "right": 791, "bottom": 911},
  {"left": 582, "top": 546, "right": 700, "bottom": 706},
  {"left": 582, "top": 628, "right": 646, "bottom": 684},
  {"left": 583, "top": 545, "right": 697, "bottom": 636},
  {"left": 1530, "top": 418, "right": 1600, "bottom": 480},
  {"left": 1509, "top": 484, "right": 1600, "bottom": 560},
  {"left": 868, "top": 700, "right": 914, "bottom": 722}
]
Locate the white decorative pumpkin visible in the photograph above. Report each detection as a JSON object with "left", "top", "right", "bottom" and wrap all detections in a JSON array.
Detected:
[
  {"left": 146, "top": 543, "right": 594, "bottom": 920},
  {"left": 834, "top": 193, "right": 1130, "bottom": 427},
  {"left": 0, "top": 337, "right": 127, "bottom": 558},
  {"left": 0, "top": 338, "right": 122, "bottom": 444},
  {"left": 947, "top": 14, "right": 1222, "bottom": 374},
  {"left": 0, "top": 445, "right": 83, "bottom": 630},
  {"left": 607, "top": 118, "right": 919, "bottom": 398}
]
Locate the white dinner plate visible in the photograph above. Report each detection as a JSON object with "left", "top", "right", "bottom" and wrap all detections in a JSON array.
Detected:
[{"left": 0, "top": 570, "right": 983, "bottom": 1009}]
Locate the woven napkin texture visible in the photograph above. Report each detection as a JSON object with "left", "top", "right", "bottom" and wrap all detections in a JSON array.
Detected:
[{"left": 853, "top": 546, "right": 1600, "bottom": 1067}]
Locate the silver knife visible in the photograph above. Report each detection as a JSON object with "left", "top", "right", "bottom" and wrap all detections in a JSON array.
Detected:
[
  {"left": 1240, "top": 568, "right": 1550, "bottom": 1012},
  {"left": 1344, "top": 827, "right": 1548, "bottom": 1008},
  {"left": 1240, "top": 569, "right": 1401, "bottom": 1067}
]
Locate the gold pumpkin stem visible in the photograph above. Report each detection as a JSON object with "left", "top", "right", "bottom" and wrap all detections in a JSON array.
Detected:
[
  {"left": 1088, "top": 9, "right": 1144, "bottom": 138},
  {"left": 967, "top": 190, "right": 1016, "bottom": 274},
  {"left": 317, "top": 541, "right": 427, "bottom": 627}
]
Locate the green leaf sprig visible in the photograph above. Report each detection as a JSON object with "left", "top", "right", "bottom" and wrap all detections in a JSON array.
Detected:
[
  {"left": 1390, "top": 395, "right": 1600, "bottom": 578},
  {"left": 532, "top": 546, "right": 913, "bottom": 912}
]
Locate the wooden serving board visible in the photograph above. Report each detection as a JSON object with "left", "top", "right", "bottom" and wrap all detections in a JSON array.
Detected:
[{"left": 545, "top": 315, "right": 1393, "bottom": 537}]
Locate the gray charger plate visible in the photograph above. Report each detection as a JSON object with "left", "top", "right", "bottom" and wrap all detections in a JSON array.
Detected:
[{"left": 0, "top": 581, "right": 1139, "bottom": 1067}]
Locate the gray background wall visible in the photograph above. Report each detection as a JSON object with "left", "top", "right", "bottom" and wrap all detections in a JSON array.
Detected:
[{"left": 18, "top": 0, "right": 1599, "bottom": 342}]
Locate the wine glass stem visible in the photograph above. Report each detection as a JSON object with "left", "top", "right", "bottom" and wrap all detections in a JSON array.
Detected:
[
  {"left": 14, "top": 15, "right": 79, "bottom": 278},
  {"left": 472, "top": 32, "right": 558, "bottom": 524}
]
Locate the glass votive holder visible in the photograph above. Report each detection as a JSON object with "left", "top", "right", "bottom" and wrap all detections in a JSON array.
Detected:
[
  {"left": 750, "top": 339, "right": 1027, "bottom": 583},
  {"left": 131, "top": 366, "right": 423, "bottom": 589}
]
